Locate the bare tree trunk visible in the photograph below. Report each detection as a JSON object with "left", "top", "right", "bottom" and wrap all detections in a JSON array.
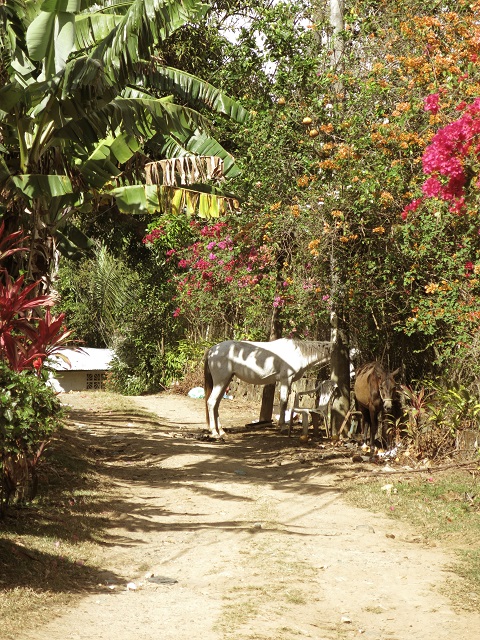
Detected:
[
  {"left": 259, "top": 304, "right": 282, "bottom": 422},
  {"left": 329, "top": 0, "right": 345, "bottom": 81},
  {"left": 330, "top": 307, "right": 350, "bottom": 436},
  {"left": 259, "top": 243, "right": 288, "bottom": 423},
  {"left": 327, "top": 0, "right": 350, "bottom": 435}
]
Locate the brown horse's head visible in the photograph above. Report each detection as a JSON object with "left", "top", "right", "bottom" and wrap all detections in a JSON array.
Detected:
[{"left": 378, "top": 367, "right": 400, "bottom": 412}]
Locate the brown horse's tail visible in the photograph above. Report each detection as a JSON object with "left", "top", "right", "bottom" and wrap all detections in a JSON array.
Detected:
[{"left": 204, "top": 348, "right": 213, "bottom": 427}]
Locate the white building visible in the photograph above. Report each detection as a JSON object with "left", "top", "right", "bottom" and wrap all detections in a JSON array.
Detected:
[{"left": 47, "top": 348, "right": 115, "bottom": 393}]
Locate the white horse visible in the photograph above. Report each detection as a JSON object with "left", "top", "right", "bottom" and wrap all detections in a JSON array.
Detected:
[{"left": 204, "top": 338, "right": 332, "bottom": 438}]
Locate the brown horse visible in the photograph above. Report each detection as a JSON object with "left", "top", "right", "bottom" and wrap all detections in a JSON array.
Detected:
[{"left": 354, "top": 362, "right": 401, "bottom": 453}]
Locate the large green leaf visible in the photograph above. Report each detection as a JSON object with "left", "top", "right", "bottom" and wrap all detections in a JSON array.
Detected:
[
  {"left": 40, "top": 0, "right": 81, "bottom": 11},
  {"left": 91, "top": 0, "right": 210, "bottom": 87},
  {"left": 26, "top": 8, "right": 77, "bottom": 77},
  {"left": 111, "top": 184, "right": 159, "bottom": 214},
  {"left": 153, "top": 131, "right": 240, "bottom": 178},
  {"left": 11, "top": 174, "right": 73, "bottom": 199},
  {"left": 145, "top": 66, "right": 248, "bottom": 123},
  {"left": 0, "top": 83, "right": 24, "bottom": 113},
  {"left": 79, "top": 131, "right": 142, "bottom": 189},
  {"left": 111, "top": 183, "right": 238, "bottom": 217},
  {"left": 79, "top": 135, "right": 122, "bottom": 189},
  {"left": 74, "top": 12, "right": 124, "bottom": 51}
]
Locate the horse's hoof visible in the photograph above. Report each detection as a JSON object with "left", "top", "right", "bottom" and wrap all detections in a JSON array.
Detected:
[{"left": 211, "top": 432, "right": 226, "bottom": 440}]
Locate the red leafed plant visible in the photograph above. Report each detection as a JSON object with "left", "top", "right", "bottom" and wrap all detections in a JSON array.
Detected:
[
  {"left": 0, "top": 223, "right": 73, "bottom": 371},
  {"left": 0, "top": 221, "right": 74, "bottom": 511}
]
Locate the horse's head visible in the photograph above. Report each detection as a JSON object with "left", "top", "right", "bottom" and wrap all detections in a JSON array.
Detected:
[{"left": 379, "top": 367, "right": 401, "bottom": 412}]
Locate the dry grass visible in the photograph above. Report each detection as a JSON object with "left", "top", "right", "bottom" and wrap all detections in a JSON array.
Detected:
[{"left": 344, "top": 468, "right": 480, "bottom": 609}]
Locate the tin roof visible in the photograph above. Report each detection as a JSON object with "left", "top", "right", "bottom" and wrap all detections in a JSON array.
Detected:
[{"left": 48, "top": 348, "right": 115, "bottom": 371}]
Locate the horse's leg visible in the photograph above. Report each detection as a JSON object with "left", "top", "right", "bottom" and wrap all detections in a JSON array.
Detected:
[
  {"left": 277, "top": 381, "right": 291, "bottom": 431},
  {"left": 207, "top": 378, "right": 232, "bottom": 438},
  {"left": 369, "top": 405, "right": 377, "bottom": 456},
  {"left": 359, "top": 407, "right": 369, "bottom": 445}
]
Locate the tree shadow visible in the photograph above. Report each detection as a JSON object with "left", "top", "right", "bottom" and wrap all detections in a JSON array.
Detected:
[{"left": 0, "top": 397, "right": 360, "bottom": 598}]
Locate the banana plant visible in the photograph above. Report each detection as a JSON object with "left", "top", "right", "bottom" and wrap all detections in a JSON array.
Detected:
[{"left": 0, "top": 0, "right": 247, "bottom": 289}]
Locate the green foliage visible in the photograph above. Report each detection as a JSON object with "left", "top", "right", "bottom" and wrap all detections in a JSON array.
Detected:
[
  {"left": 57, "top": 245, "right": 141, "bottom": 348},
  {"left": 0, "top": 0, "right": 246, "bottom": 286},
  {"left": 426, "top": 381, "right": 480, "bottom": 434},
  {"left": 0, "top": 363, "right": 63, "bottom": 457},
  {"left": 0, "top": 362, "right": 64, "bottom": 511}
]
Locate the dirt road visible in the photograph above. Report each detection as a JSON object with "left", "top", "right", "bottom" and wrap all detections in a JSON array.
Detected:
[{"left": 20, "top": 392, "right": 480, "bottom": 640}]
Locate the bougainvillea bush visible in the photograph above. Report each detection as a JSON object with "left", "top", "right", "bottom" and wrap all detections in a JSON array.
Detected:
[
  {"left": 144, "top": 211, "right": 332, "bottom": 341},
  {"left": 399, "top": 95, "right": 480, "bottom": 378}
]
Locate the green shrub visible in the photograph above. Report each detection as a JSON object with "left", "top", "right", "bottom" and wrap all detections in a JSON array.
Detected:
[{"left": 0, "top": 362, "right": 64, "bottom": 512}]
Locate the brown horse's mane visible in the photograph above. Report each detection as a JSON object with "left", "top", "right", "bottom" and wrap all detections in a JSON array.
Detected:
[{"left": 356, "top": 361, "right": 387, "bottom": 379}]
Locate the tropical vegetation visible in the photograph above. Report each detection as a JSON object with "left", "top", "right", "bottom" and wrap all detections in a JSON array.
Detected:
[{"left": 1, "top": 0, "right": 480, "bottom": 469}]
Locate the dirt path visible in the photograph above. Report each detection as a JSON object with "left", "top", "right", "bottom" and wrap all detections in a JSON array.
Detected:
[{"left": 21, "top": 393, "right": 480, "bottom": 640}]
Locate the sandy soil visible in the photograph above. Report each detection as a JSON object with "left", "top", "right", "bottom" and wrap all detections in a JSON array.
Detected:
[{"left": 20, "top": 392, "right": 480, "bottom": 640}]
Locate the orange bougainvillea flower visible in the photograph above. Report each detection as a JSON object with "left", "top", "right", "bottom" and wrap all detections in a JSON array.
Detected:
[{"left": 425, "top": 282, "right": 439, "bottom": 294}]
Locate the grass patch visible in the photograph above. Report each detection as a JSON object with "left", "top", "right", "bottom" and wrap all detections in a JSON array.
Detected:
[{"left": 344, "top": 469, "right": 480, "bottom": 608}]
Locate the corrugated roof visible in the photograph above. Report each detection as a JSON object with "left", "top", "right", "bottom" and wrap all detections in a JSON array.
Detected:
[{"left": 48, "top": 348, "right": 115, "bottom": 371}]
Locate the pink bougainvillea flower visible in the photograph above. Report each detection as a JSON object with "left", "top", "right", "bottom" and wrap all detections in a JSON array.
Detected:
[
  {"left": 172, "top": 308, "right": 181, "bottom": 317},
  {"left": 424, "top": 93, "right": 440, "bottom": 114},
  {"left": 401, "top": 197, "right": 424, "bottom": 220}
]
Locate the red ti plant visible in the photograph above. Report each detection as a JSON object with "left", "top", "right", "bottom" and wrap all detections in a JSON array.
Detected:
[{"left": 0, "top": 223, "right": 73, "bottom": 372}]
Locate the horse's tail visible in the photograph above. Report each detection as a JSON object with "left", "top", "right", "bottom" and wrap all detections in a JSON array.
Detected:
[{"left": 204, "top": 348, "right": 213, "bottom": 427}]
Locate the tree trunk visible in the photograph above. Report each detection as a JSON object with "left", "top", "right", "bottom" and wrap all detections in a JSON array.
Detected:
[
  {"left": 327, "top": 0, "right": 350, "bottom": 435},
  {"left": 330, "top": 308, "right": 350, "bottom": 436},
  {"left": 330, "top": 0, "right": 345, "bottom": 79},
  {"left": 259, "top": 242, "right": 288, "bottom": 423},
  {"left": 259, "top": 304, "right": 282, "bottom": 422}
]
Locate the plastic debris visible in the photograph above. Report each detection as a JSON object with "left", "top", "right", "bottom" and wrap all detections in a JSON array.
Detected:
[
  {"left": 187, "top": 387, "right": 205, "bottom": 399},
  {"left": 377, "top": 446, "right": 398, "bottom": 459}
]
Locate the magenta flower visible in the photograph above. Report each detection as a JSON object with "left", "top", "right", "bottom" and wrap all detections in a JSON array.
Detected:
[{"left": 424, "top": 93, "right": 440, "bottom": 114}]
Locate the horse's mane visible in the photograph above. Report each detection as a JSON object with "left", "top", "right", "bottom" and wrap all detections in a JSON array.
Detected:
[
  {"left": 356, "top": 361, "right": 387, "bottom": 378},
  {"left": 292, "top": 339, "right": 330, "bottom": 359}
]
